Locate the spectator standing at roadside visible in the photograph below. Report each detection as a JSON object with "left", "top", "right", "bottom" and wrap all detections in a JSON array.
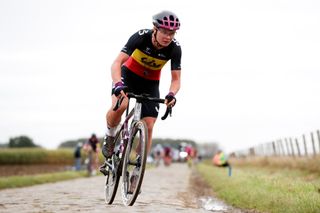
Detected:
[
  {"left": 212, "top": 150, "right": 232, "bottom": 176},
  {"left": 74, "top": 142, "right": 82, "bottom": 171},
  {"left": 212, "top": 150, "right": 229, "bottom": 167}
]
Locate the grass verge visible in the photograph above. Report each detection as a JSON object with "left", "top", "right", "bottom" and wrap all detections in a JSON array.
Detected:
[
  {"left": 0, "top": 171, "right": 87, "bottom": 190},
  {"left": 197, "top": 163, "right": 320, "bottom": 213},
  {"left": 229, "top": 156, "right": 320, "bottom": 174}
]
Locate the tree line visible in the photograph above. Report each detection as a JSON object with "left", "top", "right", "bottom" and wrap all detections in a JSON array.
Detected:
[
  {"left": 0, "top": 136, "right": 40, "bottom": 148},
  {"left": 1, "top": 135, "right": 219, "bottom": 159}
]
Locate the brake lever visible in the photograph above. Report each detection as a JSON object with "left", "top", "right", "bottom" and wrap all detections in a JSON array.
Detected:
[
  {"left": 113, "top": 96, "right": 125, "bottom": 111},
  {"left": 161, "top": 106, "right": 172, "bottom": 120}
]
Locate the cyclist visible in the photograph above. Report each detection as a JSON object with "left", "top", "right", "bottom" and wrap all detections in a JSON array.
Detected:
[
  {"left": 163, "top": 145, "right": 172, "bottom": 166},
  {"left": 152, "top": 143, "right": 164, "bottom": 167},
  {"left": 84, "top": 133, "right": 100, "bottom": 175},
  {"left": 101, "top": 10, "right": 182, "bottom": 161},
  {"left": 100, "top": 11, "right": 181, "bottom": 193}
]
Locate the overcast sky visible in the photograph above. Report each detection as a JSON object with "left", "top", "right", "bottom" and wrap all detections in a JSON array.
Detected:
[{"left": 1, "top": 0, "right": 320, "bottom": 153}]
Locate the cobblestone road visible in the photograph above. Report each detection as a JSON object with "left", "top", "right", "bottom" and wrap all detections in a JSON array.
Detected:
[{"left": 0, "top": 163, "right": 243, "bottom": 213}]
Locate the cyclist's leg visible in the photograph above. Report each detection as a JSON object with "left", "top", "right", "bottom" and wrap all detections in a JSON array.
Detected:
[
  {"left": 142, "top": 117, "right": 156, "bottom": 154},
  {"left": 102, "top": 95, "right": 128, "bottom": 159},
  {"left": 139, "top": 79, "right": 160, "bottom": 153},
  {"left": 102, "top": 67, "right": 131, "bottom": 160},
  {"left": 106, "top": 95, "right": 128, "bottom": 127}
]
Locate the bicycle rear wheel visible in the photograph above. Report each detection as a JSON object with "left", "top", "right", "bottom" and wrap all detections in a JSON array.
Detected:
[
  {"left": 104, "top": 130, "right": 123, "bottom": 204},
  {"left": 121, "top": 120, "right": 148, "bottom": 206}
]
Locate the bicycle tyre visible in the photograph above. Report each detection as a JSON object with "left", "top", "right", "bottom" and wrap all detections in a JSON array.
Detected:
[
  {"left": 104, "top": 130, "right": 123, "bottom": 205},
  {"left": 121, "top": 120, "right": 148, "bottom": 206}
]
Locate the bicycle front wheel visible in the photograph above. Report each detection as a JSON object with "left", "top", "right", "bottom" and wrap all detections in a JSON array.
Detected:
[
  {"left": 121, "top": 120, "right": 148, "bottom": 206},
  {"left": 104, "top": 130, "right": 123, "bottom": 205}
]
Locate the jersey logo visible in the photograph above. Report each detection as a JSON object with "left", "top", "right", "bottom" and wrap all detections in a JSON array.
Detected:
[
  {"left": 145, "top": 47, "right": 151, "bottom": 54},
  {"left": 138, "top": 29, "right": 149, "bottom": 35},
  {"left": 131, "top": 49, "right": 167, "bottom": 70},
  {"left": 141, "top": 58, "right": 162, "bottom": 68},
  {"left": 172, "top": 38, "right": 180, "bottom": 46}
]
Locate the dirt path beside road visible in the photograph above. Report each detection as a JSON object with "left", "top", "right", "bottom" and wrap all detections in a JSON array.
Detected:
[{"left": 0, "top": 163, "right": 243, "bottom": 213}]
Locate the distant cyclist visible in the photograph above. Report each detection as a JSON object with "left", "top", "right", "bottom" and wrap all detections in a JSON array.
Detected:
[
  {"left": 101, "top": 11, "right": 182, "bottom": 161},
  {"left": 84, "top": 133, "right": 100, "bottom": 176},
  {"left": 163, "top": 145, "right": 172, "bottom": 166},
  {"left": 152, "top": 144, "right": 164, "bottom": 167}
]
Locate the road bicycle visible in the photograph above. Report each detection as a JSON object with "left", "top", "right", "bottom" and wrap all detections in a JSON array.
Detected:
[{"left": 100, "top": 92, "right": 172, "bottom": 206}]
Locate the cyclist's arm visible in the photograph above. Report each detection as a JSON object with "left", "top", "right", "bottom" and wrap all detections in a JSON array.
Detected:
[
  {"left": 169, "top": 42, "right": 181, "bottom": 95},
  {"left": 168, "top": 70, "right": 181, "bottom": 95},
  {"left": 111, "top": 30, "right": 144, "bottom": 84},
  {"left": 110, "top": 52, "right": 129, "bottom": 83}
]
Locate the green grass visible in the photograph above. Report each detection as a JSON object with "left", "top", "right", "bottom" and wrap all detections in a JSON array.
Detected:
[
  {"left": 230, "top": 156, "right": 320, "bottom": 174},
  {"left": 197, "top": 163, "right": 320, "bottom": 213},
  {"left": 0, "top": 148, "right": 75, "bottom": 165},
  {"left": 0, "top": 171, "right": 87, "bottom": 190}
]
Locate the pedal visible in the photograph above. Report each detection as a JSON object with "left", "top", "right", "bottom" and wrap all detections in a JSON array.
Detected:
[{"left": 99, "top": 162, "right": 108, "bottom": 176}]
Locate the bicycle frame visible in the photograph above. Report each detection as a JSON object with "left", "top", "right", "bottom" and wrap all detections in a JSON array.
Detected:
[
  {"left": 104, "top": 97, "right": 144, "bottom": 176},
  {"left": 103, "top": 92, "right": 172, "bottom": 205},
  {"left": 113, "top": 92, "right": 171, "bottom": 163}
]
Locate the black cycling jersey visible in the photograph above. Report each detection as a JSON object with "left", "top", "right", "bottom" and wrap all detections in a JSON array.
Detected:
[{"left": 121, "top": 29, "right": 181, "bottom": 81}]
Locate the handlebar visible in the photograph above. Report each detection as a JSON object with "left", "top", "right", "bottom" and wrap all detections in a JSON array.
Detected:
[{"left": 113, "top": 93, "right": 173, "bottom": 120}]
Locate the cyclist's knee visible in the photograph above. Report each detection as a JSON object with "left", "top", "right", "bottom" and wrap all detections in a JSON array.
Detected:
[{"left": 143, "top": 117, "right": 156, "bottom": 130}]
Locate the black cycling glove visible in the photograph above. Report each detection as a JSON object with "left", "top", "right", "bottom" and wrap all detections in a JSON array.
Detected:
[
  {"left": 165, "top": 92, "right": 176, "bottom": 106},
  {"left": 113, "top": 81, "right": 127, "bottom": 96}
]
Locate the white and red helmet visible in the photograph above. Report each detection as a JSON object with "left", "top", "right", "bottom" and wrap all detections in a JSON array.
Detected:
[{"left": 152, "top": 11, "right": 180, "bottom": 31}]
